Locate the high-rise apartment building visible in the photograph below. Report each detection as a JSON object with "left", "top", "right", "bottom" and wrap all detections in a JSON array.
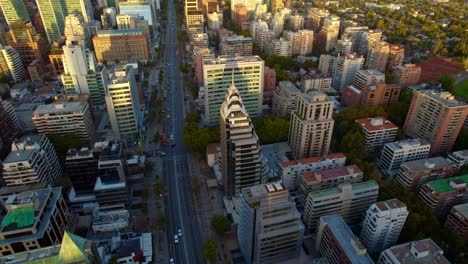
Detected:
[
  {"left": 352, "top": 69, "right": 385, "bottom": 90},
  {"left": 32, "top": 101, "right": 95, "bottom": 142},
  {"left": 0, "top": 45, "right": 26, "bottom": 82},
  {"left": 341, "top": 26, "right": 369, "bottom": 53},
  {"left": 237, "top": 182, "right": 304, "bottom": 264},
  {"left": 0, "top": 98, "right": 21, "bottom": 158},
  {"left": 220, "top": 83, "right": 262, "bottom": 198},
  {"left": 267, "top": 37, "right": 291, "bottom": 57},
  {"left": 418, "top": 174, "right": 468, "bottom": 219},
  {"left": 202, "top": 56, "right": 264, "bottom": 126},
  {"left": 272, "top": 81, "right": 301, "bottom": 118},
  {"left": 36, "top": 0, "right": 65, "bottom": 42},
  {"left": 306, "top": 8, "right": 329, "bottom": 32},
  {"left": 378, "top": 239, "right": 450, "bottom": 264},
  {"left": 360, "top": 199, "right": 409, "bottom": 255},
  {"left": 318, "top": 54, "right": 337, "bottom": 76},
  {"left": 395, "top": 157, "right": 455, "bottom": 191},
  {"left": 92, "top": 29, "right": 149, "bottom": 64},
  {"left": 386, "top": 45, "right": 404, "bottom": 70},
  {"left": 288, "top": 91, "right": 334, "bottom": 159},
  {"left": 249, "top": 19, "right": 269, "bottom": 39},
  {"left": 356, "top": 117, "right": 398, "bottom": 151},
  {"left": 254, "top": 29, "right": 275, "bottom": 52},
  {"left": 444, "top": 203, "right": 468, "bottom": 240},
  {"left": 335, "top": 38, "right": 353, "bottom": 56},
  {"left": 393, "top": 64, "right": 421, "bottom": 87},
  {"left": 5, "top": 20, "right": 49, "bottom": 65},
  {"left": 289, "top": 15, "right": 304, "bottom": 32},
  {"left": 219, "top": 35, "right": 253, "bottom": 56},
  {"left": 0, "top": 0, "right": 30, "bottom": 27},
  {"left": 332, "top": 53, "right": 364, "bottom": 91},
  {"left": 304, "top": 181, "right": 379, "bottom": 229},
  {"left": 379, "top": 138, "right": 431, "bottom": 178},
  {"left": 291, "top": 30, "right": 314, "bottom": 56},
  {"left": 316, "top": 214, "right": 374, "bottom": 264},
  {"left": 105, "top": 65, "right": 141, "bottom": 145},
  {"left": 233, "top": 4, "right": 248, "bottom": 29},
  {"left": 316, "top": 15, "right": 340, "bottom": 51},
  {"left": 358, "top": 29, "right": 382, "bottom": 56},
  {"left": 0, "top": 187, "right": 73, "bottom": 257},
  {"left": 365, "top": 40, "right": 390, "bottom": 72},
  {"left": 263, "top": 66, "right": 276, "bottom": 105},
  {"left": 186, "top": 10, "right": 204, "bottom": 33},
  {"left": 2, "top": 134, "right": 62, "bottom": 186},
  {"left": 404, "top": 90, "right": 468, "bottom": 155},
  {"left": 300, "top": 73, "right": 331, "bottom": 92}
]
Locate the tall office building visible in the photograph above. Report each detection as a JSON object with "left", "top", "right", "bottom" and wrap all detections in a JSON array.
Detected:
[
  {"left": 404, "top": 90, "right": 468, "bottom": 155},
  {"left": 288, "top": 91, "right": 334, "bottom": 159},
  {"left": 202, "top": 56, "right": 264, "bottom": 126},
  {"left": 60, "top": 0, "right": 93, "bottom": 22},
  {"left": 0, "top": 45, "right": 26, "bottom": 82},
  {"left": 365, "top": 40, "right": 390, "bottom": 72},
  {"left": 393, "top": 64, "right": 421, "bottom": 87},
  {"left": 360, "top": 199, "right": 409, "bottom": 255},
  {"left": 316, "top": 214, "right": 374, "bottom": 264},
  {"left": 32, "top": 101, "right": 96, "bottom": 142},
  {"left": 332, "top": 53, "right": 364, "bottom": 91},
  {"left": 49, "top": 40, "right": 65, "bottom": 75},
  {"left": 36, "top": 0, "right": 66, "bottom": 42},
  {"left": 65, "top": 147, "right": 99, "bottom": 195},
  {"left": 5, "top": 20, "right": 49, "bottom": 65},
  {"left": 105, "top": 65, "right": 141, "bottom": 145},
  {"left": 92, "top": 29, "right": 149, "bottom": 64},
  {"left": 220, "top": 83, "right": 262, "bottom": 198},
  {"left": 0, "top": 0, "right": 30, "bottom": 27},
  {"left": 238, "top": 182, "right": 304, "bottom": 264},
  {"left": 2, "top": 134, "right": 62, "bottom": 186},
  {"left": 64, "top": 14, "right": 91, "bottom": 47}
]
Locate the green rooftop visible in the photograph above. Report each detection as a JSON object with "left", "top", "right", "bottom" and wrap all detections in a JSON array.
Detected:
[
  {"left": 427, "top": 174, "right": 468, "bottom": 193},
  {"left": 1, "top": 206, "right": 35, "bottom": 231},
  {"left": 309, "top": 180, "right": 378, "bottom": 199}
]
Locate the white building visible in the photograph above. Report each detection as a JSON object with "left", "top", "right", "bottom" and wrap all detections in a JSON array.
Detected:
[
  {"left": 64, "top": 14, "right": 90, "bottom": 47},
  {"left": 249, "top": 19, "right": 269, "bottom": 40},
  {"left": 318, "top": 54, "right": 338, "bottom": 76},
  {"left": 360, "top": 199, "right": 409, "bottom": 255},
  {"left": 119, "top": 0, "right": 155, "bottom": 26},
  {"left": 332, "top": 53, "right": 364, "bottom": 91},
  {"left": 300, "top": 73, "right": 332, "bottom": 92},
  {"left": 356, "top": 117, "right": 398, "bottom": 151},
  {"left": 379, "top": 138, "right": 431, "bottom": 178},
  {"left": 272, "top": 81, "right": 301, "bottom": 118},
  {"left": 267, "top": 38, "right": 291, "bottom": 57},
  {"left": 447, "top": 150, "right": 468, "bottom": 168},
  {"left": 92, "top": 208, "right": 129, "bottom": 232},
  {"left": 378, "top": 239, "right": 450, "bottom": 264}
]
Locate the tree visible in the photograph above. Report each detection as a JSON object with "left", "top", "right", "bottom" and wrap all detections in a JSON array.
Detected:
[
  {"left": 210, "top": 214, "right": 229, "bottom": 237},
  {"left": 108, "top": 255, "right": 118, "bottom": 264},
  {"left": 454, "top": 128, "right": 468, "bottom": 151},
  {"left": 183, "top": 122, "right": 219, "bottom": 155},
  {"left": 253, "top": 115, "right": 290, "bottom": 144},
  {"left": 204, "top": 239, "right": 217, "bottom": 262},
  {"left": 154, "top": 177, "right": 164, "bottom": 195},
  {"left": 185, "top": 111, "right": 200, "bottom": 123},
  {"left": 145, "top": 160, "right": 154, "bottom": 171},
  {"left": 153, "top": 132, "right": 161, "bottom": 144},
  {"left": 438, "top": 74, "right": 455, "bottom": 93}
]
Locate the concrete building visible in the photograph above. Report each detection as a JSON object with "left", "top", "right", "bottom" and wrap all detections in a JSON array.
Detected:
[
  {"left": 220, "top": 35, "right": 253, "bottom": 56},
  {"left": 263, "top": 66, "right": 276, "bottom": 105},
  {"left": 297, "top": 165, "right": 363, "bottom": 206},
  {"left": 207, "top": 12, "right": 222, "bottom": 30},
  {"left": 237, "top": 182, "right": 304, "bottom": 264},
  {"left": 356, "top": 117, "right": 398, "bottom": 151},
  {"left": 332, "top": 53, "right": 364, "bottom": 91},
  {"left": 36, "top": 0, "right": 65, "bottom": 42},
  {"left": 249, "top": 19, "right": 269, "bottom": 40},
  {"left": 32, "top": 101, "right": 95, "bottom": 142},
  {"left": 92, "top": 208, "right": 129, "bottom": 232},
  {"left": 194, "top": 47, "right": 214, "bottom": 85},
  {"left": 444, "top": 203, "right": 468, "bottom": 240},
  {"left": 335, "top": 38, "right": 353, "bottom": 56},
  {"left": 318, "top": 54, "right": 338, "bottom": 76},
  {"left": 316, "top": 15, "right": 340, "bottom": 51},
  {"left": 288, "top": 91, "right": 334, "bottom": 159},
  {"left": 49, "top": 41, "right": 65, "bottom": 76},
  {"left": 306, "top": 8, "right": 329, "bottom": 32},
  {"left": 65, "top": 147, "right": 99, "bottom": 195},
  {"left": 418, "top": 174, "right": 468, "bottom": 219},
  {"left": 447, "top": 150, "right": 468, "bottom": 169},
  {"left": 379, "top": 139, "right": 431, "bottom": 178},
  {"left": 220, "top": 82, "right": 262, "bottom": 198},
  {"left": 92, "top": 29, "right": 149, "bottom": 64},
  {"left": 300, "top": 74, "right": 331, "bottom": 92},
  {"left": 0, "top": 98, "right": 21, "bottom": 158},
  {"left": 316, "top": 214, "right": 374, "bottom": 264},
  {"left": 404, "top": 90, "right": 468, "bottom": 155},
  {"left": 190, "top": 33, "right": 209, "bottom": 49},
  {"left": 387, "top": 45, "right": 405, "bottom": 70},
  {"left": 341, "top": 26, "right": 369, "bottom": 53},
  {"left": 270, "top": 0, "right": 284, "bottom": 14},
  {"left": 27, "top": 60, "right": 45, "bottom": 81},
  {"left": 342, "top": 83, "right": 400, "bottom": 107},
  {"left": 358, "top": 29, "right": 382, "bottom": 56},
  {"left": 186, "top": 10, "right": 204, "bottom": 33},
  {"left": 360, "top": 199, "right": 409, "bottom": 255},
  {"left": 2, "top": 135, "right": 62, "bottom": 187},
  {"left": 119, "top": 0, "right": 155, "bottom": 27},
  {"left": 378, "top": 239, "right": 450, "bottom": 264},
  {"left": 279, "top": 153, "right": 346, "bottom": 191},
  {"left": 101, "top": 7, "right": 117, "bottom": 28},
  {"left": 116, "top": 14, "right": 151, "bottom": 40},
  {"left": 290, "top": 30, "right": 314, "bottom": 56},
  {"left": 64, "top": 14, "right": 90, "bottom": 47},
  {"left": 272, "top": 81, "right": 301, "bottom": 118},
  {"left": 0, "top": 45, "right": 25, "bottom": 82},
  {"left": 396, "top": 157, "right": 455, "bottom": 191},
  {"left": 393, "top": 64, "right": 421, "bottom": 87},
  {"left": 352, "top": 69, "right": 385, "bottom": 90},
  {"left": 272, "top": 13, "right": 286, "bottom": 37},
  {"left": 289, "top": 15, "right": 304, "bottom": 32},
  {"left": 233, "top": 4, "right": 248, "bottom": 29},
  {"left": 0, "top": 187, "right": 73, "bottom": 256},
  {"left": 365, "top": 40, "right": 390, "bottom": 72},
  {"left": 105, "top": 65, "right": 141, "bottom": 145},
  {"left": 267, "top": 38, "right": 292, "bottom": 57},
  {"left": 304, "top": 180, "right": 379, "bottom": 229},
  {"left": 254, "top": 29, "right": 275, "bottom": 52},
  {"left": 202, "top": 56, "right": 264, "bottom": 126},
  {"left": 0, "top": 0, "right": 30, "bottom": 27}
]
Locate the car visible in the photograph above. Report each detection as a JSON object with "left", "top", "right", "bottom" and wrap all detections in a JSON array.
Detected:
[
  {"left": 160, "top": 152, "right": 166, "bottom": 156},
  {"left": 174, "top": 235, "right": 179, "bottom": 243},
  {"left": 170, "top": 258, "right": 174, "bottom": 264},
  {"left": 178, "top": 228, "right": 182, "bottom": 237},
  {"left": 170, "top": 134, "right": 174, "bottom": 141}
]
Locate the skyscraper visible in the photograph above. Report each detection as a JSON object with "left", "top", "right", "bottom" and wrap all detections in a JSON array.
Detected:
[
  {"left": 365, "top": 40, "right": 390, "bottom": 72},
  {"left": 36, "top": 0, "right": 66, "bottom": 42},
  {"left": 0, "top": 97, "right": 21, "bottom": 158},
  {"left": 0, "top": 45, "right": 26, "bottom": 82},
  {"left": 237, "top": 182, "right": 304, "bottom": 264},
  {"left": 0, "top": 0, "right": 30, "bottom": 27},
  {"left": 5, "top": 20, "right": 49, "bottom": 65},
  {"left": 60, "top": 0, "right": 93, "bottom": 22},
  {"left": 403, "top": 90, "right": 468, "bottom": 155},
  {"left": 332, "top": 53, "right": 364, "bottom": 91},
  {"left": 288, "top": 91, "right": 334, "bottom": 159},
  {"left": 220, "top": 82, "right": 262, "bottom": 198},
  {"left": 64, "top": 13, "right": 91, "bottom": 47},
  {"left": 360, "top": 199, "right": 409, "bottom": 255}
]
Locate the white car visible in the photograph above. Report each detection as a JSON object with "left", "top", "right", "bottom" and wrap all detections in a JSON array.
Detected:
[
  {"left": 178, "top": 228, "right": 182, "bottom": 237},
  {"left": 170, "top": 257, "right": 174, "bottom": 264},
  {"left": 170, "top": 134, "right": 174, "bottom": 141},
  {"left": 174, "top": 235, "right": 179, "bottom": 244}
]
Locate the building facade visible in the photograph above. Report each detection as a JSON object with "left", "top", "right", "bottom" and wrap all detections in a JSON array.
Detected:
[
  {"left": 356, "top": 117, "right": 398, "bottom": 151},
  {"left": 219, "top": 35, "right": 253, "bottom": 57},
  {"left": 393, "top": 64, "right": 421, "bottom": 87},
  {"left": 300, "top": 74, "right": 331, "bottom": 92},
  {"left": 92, "top": 29, "right": 149, "bottom": 64},
  {"left": 378, "top": 239, "right": 450, "bottom": 264},
  {"left": 272, "top": 81, "right": 301, "bottom": 118},
  {"left": 444, "top": 203, "right": 468, "bottom": 240},
  {"left": 332, "top": 53, "right": 364, "bottom": 91}
]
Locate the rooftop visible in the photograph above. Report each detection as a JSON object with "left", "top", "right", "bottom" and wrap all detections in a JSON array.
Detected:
[
  {"left": 426, "top": 174, "right": 468, "bottom": 193},
  {"left": 278, "top": 81, "right": 301, "bottom": 94},
  {"left": 242, "top": 182, "right": 289, "bottom": 205},
  {"left": 203, "top": 55, "right": 263, "bottom": 66},
  {"left": 280, "top": 153, "right": 346, "bottom": 168},
  {"left": 96, "top": 29, "right": 145, "bottom": 37},
  {"left": 356, "top": 117, "right": 398, "bottom": 132},
  {"left": 308, "top": 180, "right": 378, "bottom": 199},
  {"left": 301, "top": 165, "right": 362, "bottom": 183},
  {"left": 1, "top": 206, "right": 35, "bottom": 232},
  {"left": 451, "top": 203, "right": 468, "bottom": 218},
  {"left": 385, "top": 239, "right": 450, "bottom": 264},
  {"left": 33, "top": 101, "right": 87, "bottom": 115},
  {"left": 375, "top": 198, "right": 406, "bottom": 212},
  {"left": 418, "top": 89, "right": 467, "bottom": 108},
  {"left": 401, "top": 157, "right": 453, "bottom": 172},
  {"left": 3, "top": 149, "right": 35, "bottom": 163},
  {"left": 386, "top": 138, "right": 430, "bottom": 151}
]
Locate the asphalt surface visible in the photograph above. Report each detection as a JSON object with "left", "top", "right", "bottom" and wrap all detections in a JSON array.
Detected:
[{"left": 159, "top": 0, "right": 204, "bottom": 263}]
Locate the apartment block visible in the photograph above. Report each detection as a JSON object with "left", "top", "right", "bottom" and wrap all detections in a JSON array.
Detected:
[
  {"left": 447, "top": 150, "right": 468, "bottom": 168},
  {"left": 342, "top": 83, "right": 400, "bottom": 107},
  {"left": 272, "top": 81, "right": 301, "bottom": 118},
  {"left": 32, "top": 101, "right": 95, "bottom": 142},
  {"left": 317, "top": 25, "right": 339, "bottom": 52},
  {"left": 219, "top": 35, "right": 253, "bottom": 56},
  {"left": 92, "top": 29, "right": 149, "bottom": 64},
  {"left": 358, "top": 29, "right": 382, "bottom": 56},
  {"left": 393, "top": 64, "right": 421, "bottom": 87},
  {"left": 233, "top": 4, "right": 248, "bottom": 29},
  {"left": 304, "top": 180, "right": 379, "bottom": 229},
  {"left": 263, "top": 66, "right": 276, "bottom": 105},
  {"left": 335, "top": 38, "right": 353, "bottom": 56},
  {"left": 378, "top": 239, "right": 450, "bottom": 264},
  {"left": 190, "top": 33, "right": 209, "bottom": 49},
  {"left": 220, "top": 83, "right": 262, "bottom": 198},
  {"left": 395, "top": 157, "right": 455, "bottom": 191},
  {"left": 444, "top": 203, "right": 468, "bottom": 240},
  {"left": 289, "top": 15, "right": 304, "bottom": 32},
  {"left": 0, "top": 187, "right": 73, "bottom": 256},
  {"left": 288, "top": 91, "right": 334, "bottom": 159},
  {"left": 418, "top": 174, "right": 468, "bottom": 219},
  {"left": 404, "top": 90, "right": 468, "bottom": 155},
  {"left": 255, "top": 29, "right": 275, "bottom": 52},
  {"left": 202, "top": 56, "right": 264, "bottom": 126},
  {"left": 238, "top": 183, "right": 304, "bottom": 264},
  {"left": 316, "top": 214, "right": 374, "bottom": 264},
  {"left": 386, "top": 45, "right": 404, "bottom": 70},
  {"left": 378, "top": 139, "right": 431, "bottom": 178},
  {"left": 365, "top": 40, "right": 390, "bottom": 72},
  {"left": 360, "top": 199, "right": 409, "bottom": 255},
  {"left": 279, "top": 153, "right": 346, "bottom": 191},
  {"left": 318, "top": 54, "right": 338, "bottom": 76},
  {"left": 332, "top": 53, "right": 364, "bottom": 91},
  {"left": 300, "top": 73, "right": 331, "bottom": 92},
  {"left": 0, "top": 45, "right": 26, "bottom": 82},
  {"left": 352, "top": 69, "right": 385, "bottom": 90},
  {"left": 2, "top": 135, "right": 62, "bottom": 187},
  {"left": 186, "top": 10, "right": 204, "bottom": 33},
  {"left": 290, "top": 30, "right": 314, "bottom": 56},
  {"left": 0, "top": 98, "right": 21, "bottom": 158},
  {"left": 306, "top": 8, "right": 329, "bottom": 32},
  {"left": 341, "top": 26, "right": 369, "bottom": 53},
  {"left": 356, "top": 117, "right": 398, "bottom": 151},
  {"left": 267, "top": 38, "right": 292, "bottom": 57},
  {"left": 297, "top": 164, "right": 363, "bottom": 206}
]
